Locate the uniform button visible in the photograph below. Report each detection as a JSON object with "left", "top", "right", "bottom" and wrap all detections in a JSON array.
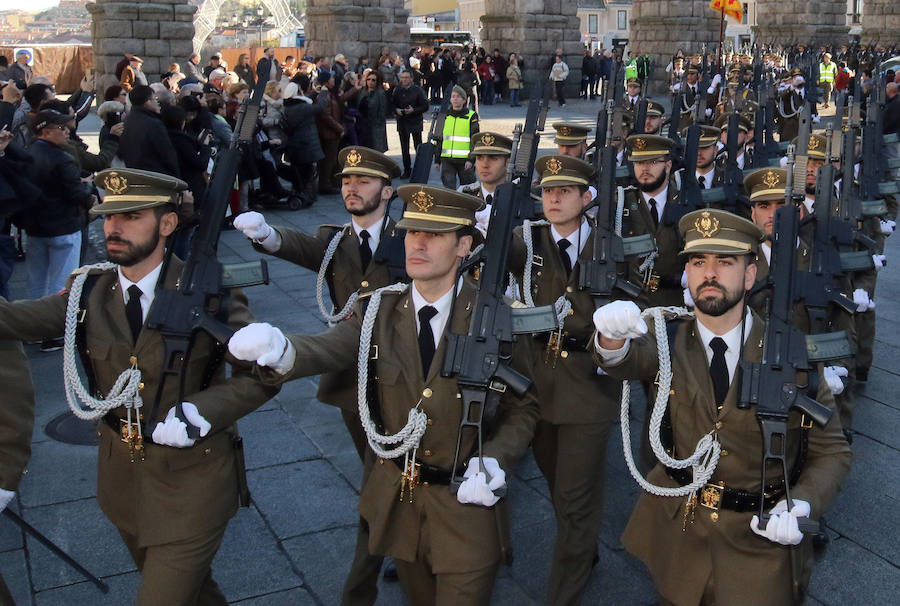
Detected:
[
  {"left": 669, "top": 389, "right": 675, "bottom": 395},
  {"left": 536, "top": 271, "right": 542, "bottom": 277},
  {"left": 560, "top": 351, "right": 568, "bottom": 359},
  {"left": 361, "top": 280, "right": 369, "bottom": 288},
  {"left": 422, "top": 481, "right": 430, "bottom": 486},
  {"left": 138, "top": 382, "right": 145, "bottom": 391},
  {"left": 85, "top": 348, "right": 91, "bottom": 355},
  {"left": 422, "top": 388, "right": 433, "bottom": 398},
  {"left": 203, "top": 448, "right": 211, "bottom": 455},
  {"left": 715, "top": 421, "right": 723, "bottom": 430},
  {"left": 567, "top": 308, "right": 574, "bottom": 316},
  {"left": 379, "top": 458, "right": 384, "bottom": 465},
  {"left": 129, "top": 355, "right": 138, "bottom": 365},
  {"left": 426, "top": 418, "right": 434, "bottom": 426},
  {"left": 721, "top": 450, "right": 729, "bottom": 456},
  {"left": 423, "top": 449, "right": 432, "bottom": 457},
  {"left": 566, "top": 286, "right": 575, "bottom": 293}
]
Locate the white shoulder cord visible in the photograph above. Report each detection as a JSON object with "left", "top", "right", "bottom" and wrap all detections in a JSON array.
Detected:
[
  {"left": 63, "top": 263, "right": 144, "bottom": 420},
  {"left": 356, "top": 283, "right": 428, "bottom": 459},
  {"left": 615, "top": 186, "right": 626, "bottom": 236},
  {"left": 519, "top": 219, "right": 574, "bottom": 322},
  {"left": 778, "top": 93, "right": 802, "bottom": 119},
  {"left": 620, "top": 306, "right": 721, "bottom": 497},
  {"left": 316, "top": 224, "right": 357, "bottom": 323}
]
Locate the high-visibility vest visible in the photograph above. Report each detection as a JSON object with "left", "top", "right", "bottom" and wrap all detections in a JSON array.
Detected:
[
  {"left": 441, "top": 110, "right": 475, "bottom": 160},
  {"left": 625, "top": 59, "right": 638, "bottom": 81},
  {"left": 819, "top": 62, "right": 836, "bottom": 83}
]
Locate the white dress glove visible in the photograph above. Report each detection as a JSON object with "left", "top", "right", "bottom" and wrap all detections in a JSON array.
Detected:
[
  {"left": 880, "top": 219, "right": 896, "bottom": 235},
  {"left": 152, "top": 402, "right": 211, "bottom": 448},
  {"left": 812, "top": 115, "right": 821, "bottom": 124},
  {"left": 852, "top": 288, "right": 873, "bottom": 313},
  {"left": 0, "top": 488, "right": 14, "bottom": 513},
  {"left": 710, "top": 73, "right": 722, "bottom": 88},
  {"left": 229, "top": 322, "right": 294, "bottom": 374},
  {"left": 592, "top": 300, "right": 648, "bottom": 341},
  {"left": 683, "top": 288, "right": 695, "bottom": 308},
  {"left": 750, "top": 499, "right": 811, "bottom": 546},
  {"left": 705, "top": 107, "right": 713, "bottom": 118},
  {"left": 873, "top": 254, "right": 886, "bottom": 271},
  {"left": 233, "top": 211, "right": 272, "bottom": 241},
  {"left": 456, "top": 457, "right": 505, "bottom": 507},
  {"left": 823, "top": 366, "right": 848, "bottom": 395}
]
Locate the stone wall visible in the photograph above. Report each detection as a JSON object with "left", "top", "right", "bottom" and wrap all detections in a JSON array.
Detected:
[
  {"left": 629, "top": 0, "right": 719, "bottom": 97},
  {"left": 87, "top": 0, "right": 196, "bottom": 94},
  {"left": 304, "top": 0, "right": 409, "bottom": 60},
  {"left": 859, "top": 0, "right": 900, "bottom": 45},
  {"left": 480, "top": 0, "right": 583, "bottom": 98},
  {"left": 752, "top": 0, "right": 849, "bottom": 46}
]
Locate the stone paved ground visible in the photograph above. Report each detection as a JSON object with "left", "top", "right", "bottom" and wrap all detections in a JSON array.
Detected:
[{"left": 2, "top": 97, "right": 898, "bottom": 605}]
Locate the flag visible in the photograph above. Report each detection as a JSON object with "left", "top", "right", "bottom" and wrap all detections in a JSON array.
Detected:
[{"left": 710, "top": 0, "right": 743, "bottom": 22}]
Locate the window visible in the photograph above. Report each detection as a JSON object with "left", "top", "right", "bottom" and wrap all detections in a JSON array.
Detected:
[
  {"left": 742, "top": 3, "right": 748, "bottom": 24},
  {"left": 852, "top": 0, "right": 862, "bottom": 24},
  {"left": 617, "top": 10, "right": 627, "bottom": 30},
  {"left": 588, "top": 14, "right": 598, "bottom": 34}
]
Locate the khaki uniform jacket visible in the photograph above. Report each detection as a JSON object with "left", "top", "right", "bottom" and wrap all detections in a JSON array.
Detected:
[
  {"left": 622, "top": 183, "right": 685, "bottom": 308},
  {"left": 0, "top": 260, "right": 278, "bottom": 546},
  {"left": 253, "top": 220, "right": 403, "bottom": 412},
  {"left": 598, "top": 312, "right": 851, "bottom": 606},
  {"left": 271, "top": 281, "right": 539, "bottom": 572},
  {"left": 509, "top": 222, "right": 621, "bottom": 425},
  {"left": 0, "top": 339, "right": 35, "bottom": 492}
]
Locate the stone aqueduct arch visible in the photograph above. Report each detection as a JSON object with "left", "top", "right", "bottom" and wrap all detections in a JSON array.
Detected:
[{"left": 192, "top": 0, "right": 303, "bottom": 54}]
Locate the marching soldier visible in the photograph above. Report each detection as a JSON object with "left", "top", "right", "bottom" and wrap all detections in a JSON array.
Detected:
[
  {"left": 642, "top": 100, "right": 666, "bottom": 135},
  {"left": 232, "top": 146, "right": 404, "bottom": 604},
  {"left": 777, "top": 70, "right": 818, "bottom": 141},
  {"left": 714, "top": 112, "right": 753, "bottom": 170},
  {"left": 552, "top": 122, "right": 591, "bottom": 158},
  {"left": 0, "top": 169, "right": 279, "bottom": 605},
  {"left": 508, "top": 155, "right": 622, "bottom": 605},
  {"left": 593, "top": 208, "right": 851, "bottom": 606},
  {"left": 623, "top": 77, "right": 642, "bottom": 111},
  {"left": 228, "top": 185, "right": 539, "bottom": 606},
  {"left": 458, "top": 131, "right": 513, "bottom": 235},
  {"left": 683, "top": 125, "right": 724, "bottom": 190},
  {"left": 675, "top": 65, "right": 703, "bottom": 129},
  {"left": 622, "top": 134, "right": 685, "bottom": 308},
  {"left": 0, "top": 339, "right": 35, "bottom": 604}
]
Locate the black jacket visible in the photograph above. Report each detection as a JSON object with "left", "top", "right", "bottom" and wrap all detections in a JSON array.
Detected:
[
  {"left": 283, "top": 98, "right": 324, "bottom": 162},
  {"left": 119, "top": 106, "right": 180, "bottom": 177},
  {"left": 167, "top": 129, "right": 211, "bottom": 202},
  {"left": 883, "top": 94, "right": 900, "bottom": 136},
  {"left": 391, "top": 84, "right": 429, "bottom": 132},
  {"left": 21, "top": 139, "right": 93, "bottom": 237}
]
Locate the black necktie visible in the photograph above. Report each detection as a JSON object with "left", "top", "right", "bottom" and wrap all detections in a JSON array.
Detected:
[
  {"left": 557, "top": 239, "right": 572, "bottom": 276},
  {"left": 417, "top": 306, "right": 438, "bottom": 377},
  {"left": 126, "top": 285, "right": 143, "bottom": 343},
  {"left": 709, "top": 337, "right": 729, "bottom": 410},
  {"left": 698, "top": 175, "right": 706, "bottom": 189},
  {"left": 648, "top": 198, "right": 659, "bottom": 229},
  {"left": 359, "top": 230, "right": 372, "bottom": 270},
  {"left": 485, "top": 193, "right": 493, "bottom": 206}
]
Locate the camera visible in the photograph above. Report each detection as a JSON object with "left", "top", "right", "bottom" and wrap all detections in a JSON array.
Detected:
[{"left": 106, "top": 111, "right": 122, "bottom": 127}]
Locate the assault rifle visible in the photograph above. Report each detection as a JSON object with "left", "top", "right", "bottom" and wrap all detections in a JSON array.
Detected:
[
  {"left": 441, "top": 179, "right": 561, "bottom": 493},
  {"left": 508, "top": 82, "right": 550, "bottom": 223},
  {"left": 700, "top": 112, "right": 745, "bottom": 214},
  {"left": 633, "top": 98, "right": 649, "bottom": 135},
  {"left": 410, "top": 83, "right": 454, "bottom": 184},
  {"left": 673, "top": 124, "right": 704, "bottom": 221},
  {"left": 146, "top": 78, "right": 270, "bottom": 438}
]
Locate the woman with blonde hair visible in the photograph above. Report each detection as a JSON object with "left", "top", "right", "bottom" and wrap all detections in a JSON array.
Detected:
[{"left": 261, "top": 80, "right": 286, "bottom": 142}]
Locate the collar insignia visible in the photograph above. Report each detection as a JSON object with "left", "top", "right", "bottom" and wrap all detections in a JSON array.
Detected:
[
  {"left": 695, "top": 211, "right": 720, "bottom": 238},
  {"left": 103, "top": 172, "right": 128, "bottom": 195}
]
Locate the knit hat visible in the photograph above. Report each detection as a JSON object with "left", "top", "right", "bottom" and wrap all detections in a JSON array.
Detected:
[{"left": 452, "top": 84, "right": 467, "bottom": 99}]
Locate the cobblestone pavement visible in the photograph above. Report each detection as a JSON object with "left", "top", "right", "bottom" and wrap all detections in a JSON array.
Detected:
[{"left": 2, "top": 97, "right": 897, "bottom": 605}]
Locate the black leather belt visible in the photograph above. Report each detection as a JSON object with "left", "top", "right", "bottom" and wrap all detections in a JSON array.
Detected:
[
  {"left": 390, "top": 457, "right": 455, "bottom": 486},
  {"left": 665, "top": 466, "right": 785, "bottom": 512},
  {"left": 532, "top": 332, "right": 590, "bottom": 351}
]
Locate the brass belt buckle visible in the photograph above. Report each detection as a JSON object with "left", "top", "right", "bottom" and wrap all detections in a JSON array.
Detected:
[
  {"left": 700, "top": 482, "right": 725, "bottom": 522},
  {"left": 800, "top": 413, "right": 813, "bottom": 429}
]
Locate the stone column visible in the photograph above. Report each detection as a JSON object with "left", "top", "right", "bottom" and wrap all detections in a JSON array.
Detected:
[
  {"left": 480, "top": 0, "right": 583, "bottom": 99},
  {"left": 88, "top": 1, "right": 196, "bottom": 94},
  {"left": 752, "top": 1, "right": 848, "bottom": 46},
  {"left": 305, "top": 0, "right": 409, "bottom": 61},
  {"left": 860, "top": 1, "right": 900, "bottom": 45},
  {"left": 629, "top": 0, "right": 719, "bottom": 96}
]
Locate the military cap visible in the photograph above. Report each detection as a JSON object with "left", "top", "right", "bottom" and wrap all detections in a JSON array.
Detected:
[
  {"left": 471, "top": 131, "right": 513, "bottom": 155},
  {"left": 534, "top": 155, "right": 594, "bottom": 188},
  {"left": 337, "top": 146, "right": 401, "bottom": 180},
  {"left": 626, "top": 77, "right": 641, "bottom": 87},
  {"left": 686, "top": 64, "right": 700, "bottom": 75},
  {"left": 789, "top": 67, "right": 803, "bottom": 77},
  {"left": 645, "top": 100, "right": 665, "bottom": 117},
  {"left": 92, "top": 168, "right": 189, "bottom": 215},
  {"left": 743, "top": 167, "right": 788, "bottom": 203},
  {"left": 552, "top": 122, "right": 591, "bottom": 145},
  {"left": 792, "top": 133, "right": 828, "bottom": 160},
  {"left": 626, "top": 134, "right": 672, "bottom": 161},
  {"left": 681, "top": 125, "right": 721, "bottom": 148},
  {"left": 396, "top": 184, "right": 481, "bottom": 233},
  {"left": 678, "top": 208, "right": 765, "bottom": 256},
  {"left": 726, "top": 77, "right": 740, "bottom": 87},
  {"left": 714, "top": 113, "right": 753, "bottom": 132}
]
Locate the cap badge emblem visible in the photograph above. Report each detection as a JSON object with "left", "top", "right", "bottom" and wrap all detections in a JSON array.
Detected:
[
  {"left": 695, "top": 211, "right": 720, "bottom": 238},
  {"left": 558, "top": 126, "right": 570, "bottom": 136},
  {"left": 808, "top": 136, "right": 820, "bottom": 150},
  {"left": 546, "top": 158, "right": 563, "bottom": 175},
  {"left": 412, "top": 190, "right": 434, "bottom": 213},
  {"left": 345, "top": 149, "right": 362, "bottom": 167},
  {"left": 763, "top": 170, "right": 780, "bottom": 189},
  {"left": 482, "top": 133, "right": 495, "bottom": 146},
  {"left": 633, "top": 138, "right": 646, "bottom": 151},
  {"left": 104, "top": 172, "right": 128, "bottom": 195}
]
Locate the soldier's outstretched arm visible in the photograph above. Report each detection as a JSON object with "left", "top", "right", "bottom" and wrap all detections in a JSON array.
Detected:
[
  {"left": 234, "top": 211, "right": 329, "bottom": 271},
  {"left": 0, "top": 339, "right": 35, "bottom": 498},
  {"left": 591, "top": 300, "right": 661, "bottom": 381},
  {"left": 0, "top": 293, "right": 67, "bottom": 343}
]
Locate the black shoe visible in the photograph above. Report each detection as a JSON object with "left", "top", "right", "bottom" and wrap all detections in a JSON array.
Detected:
[
  {"left": 40, "top": 338, "right": 63, "bottom": 353},
  {"left": 382, "top": 558, "right": 398, "bottom": 582},
  {"left": 400, "top": 170, "right": 411, "bottom": 180}
]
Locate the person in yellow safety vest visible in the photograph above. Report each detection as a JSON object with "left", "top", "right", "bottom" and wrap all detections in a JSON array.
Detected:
[
  {"left": 819, "top": 52, "right": 837, "bottom": 109},
  {"left": 437, "top": 84, "right": 480, "bottom": 189}
]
